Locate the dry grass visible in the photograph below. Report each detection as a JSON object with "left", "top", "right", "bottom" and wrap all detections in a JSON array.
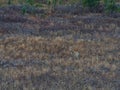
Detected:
[
  {"left": 0, "top": 3, "right": 120, "bottom": 89},
  {"left": 1, "top": 35, "right": 119, "bottom": 60},
  {"left": 0, "top": 33, "right": 120, "bottom": 90}
]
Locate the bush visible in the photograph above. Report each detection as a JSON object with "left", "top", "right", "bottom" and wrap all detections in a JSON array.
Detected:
[
  {"left": 47, "top": 0, "right": 63, "bottom": 11},
  {"left": 104, "top": 0, "right": 117, "bottom": 13},
  {"left": 82, "top": 0, "right": 100, "bottom": 12},
  {"left": 21, "top": 0, "right": 36, "bottom": 15},
  {"left": 8, "top": 0, "right": 12, "bottom": 5},
  {"left": 26, "top": 0, "right": 34, "bottom": 5}
]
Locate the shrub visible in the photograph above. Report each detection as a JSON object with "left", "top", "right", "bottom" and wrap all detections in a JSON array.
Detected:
[
  {"left": 26, "top": 0, "right": 34, "bottom": 5},
  {"left": 21, "top": 0, "right": 35, "bottom": 15},
  {"left": 104, "top": 0, "right": 117, "bottom": 13},
  {"left": 47, "top": 0, "right": 57, "bottom": 7},
  {"left": 81, "top": 0, "right": 100, "bottom": 12},
  {"left": 8, "top": 0, "right": 12, "bottom": 5},
  {"left": 21, "top": 5, "right": 27, "bottom": 14},
  {"left": 47, "top": 0, "right": 63, "bottom": 10}
]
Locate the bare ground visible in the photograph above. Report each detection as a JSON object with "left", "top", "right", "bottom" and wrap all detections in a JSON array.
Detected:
[{"left": 0, "top": 5, "right": 120, "bottom": 90}]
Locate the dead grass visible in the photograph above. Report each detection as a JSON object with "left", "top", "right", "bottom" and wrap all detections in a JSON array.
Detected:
[
  {"left": 0, "top": 34, "right": 119, "bottom": 60},
  {"left": 0, "top": 33, "right": 119, "bottom": 90},
  {"left": 0, "top": 5, "right": 120, "bottom": 89}
]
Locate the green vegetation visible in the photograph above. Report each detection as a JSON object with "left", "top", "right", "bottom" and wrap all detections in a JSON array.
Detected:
[
  {"left": 47, "top": 0, "right": 63, "bottom": 11},
  {"left": 8, "top": 0, "right": 12, "bottom": 5},
  {"left": 104, "top": 0, "right": 117, "bottom": 13},
  {"left": 26, "top": 0, "right": 34, "bottom": 5},
  {"left": 21, "top": 5, "right": 27, "bottom": 14},
  {"left": 82, "top": 0, "right": 100, "bottom": 11},
  {"left": 0, "top": 0, "right": 120, "bottom": 14},
  {"left": 81, "top": 0, "right": 118, "bottom": 13}
]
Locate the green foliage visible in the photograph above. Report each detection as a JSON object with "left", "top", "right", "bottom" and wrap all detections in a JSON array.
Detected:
[
  {"left": 21, "top": 5, "right": 27, "bottom": 14},
  {"left": 1, "top": 0, "right": 120, "bottom": 14},
  {"left": 82, "top": 0, "right": 100, "bottom": 10},
  {"left": 47, "top": 0, "right": 57, "bottom": 8},
  {"left": 26, "top": 0, "right": 34, "bottom": 5},
  {"left": 47, "top": 0, "right": 63, "bottom": 10},
  {"left": 67, "top": 0, "right": 80, "bottom": 4},
  {"left": 34, "top": 3, "right": 44, "bottom": 8},
  {"left": 8, "top": 0, "right": 12, "bottom": 5},
  {"left": 116, "top": 6, "right": 120, "bottom": 12},
  {"left": 21, "top": 0, "right": 35, "bottom": 15},
  {"left": 104, "top": 0, "right": 117, "bottom": 13}
]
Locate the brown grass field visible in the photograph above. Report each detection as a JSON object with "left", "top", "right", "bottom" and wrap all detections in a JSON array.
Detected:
[
  {"left": 0, "top": 32, "right": 120, "bottom": 90},
  {"left": 0, "top": 3, "right": 120, "bottom": 90}
]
